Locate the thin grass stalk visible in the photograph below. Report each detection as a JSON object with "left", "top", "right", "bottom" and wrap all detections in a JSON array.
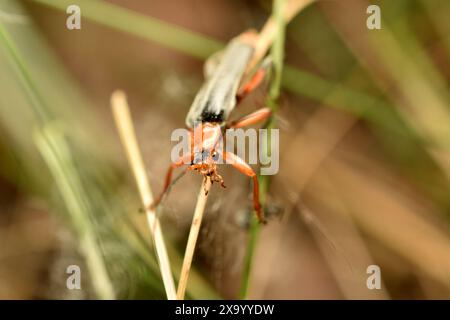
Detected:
[
  {"left": 34, "top": 125, "right": 115, "bottom": 299},
  {"left": 247, "top": 0, "right": 315, "bottom": 73},
  {"left": 177, "top": 178, "right": 212, "bottom": 300},
  {"left": 111, "top": 90, "right": 177, "bottom": 300},
  {"left": 240, "top": 0, "right": 287, "bottom": 299}
]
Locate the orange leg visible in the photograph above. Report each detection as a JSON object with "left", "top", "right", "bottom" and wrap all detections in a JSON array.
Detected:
[
  {"left": 227, "top": 107, "right": 272, "bottom": 129},
  {"left": 237, "top": 68, "right": 266, "bottom": 102},
  {"left": 222, "top": 151, "right": 266, "bottom": 223},
  {"left": 151, "top": 153, "right": 192, "bottom": 209}
]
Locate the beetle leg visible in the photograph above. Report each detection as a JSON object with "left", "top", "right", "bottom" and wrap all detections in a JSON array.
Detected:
[
  {"left": 151, "top": 153, "right": 192, "bottom": 209},
  {"left": 222, "top": 151, "right": 266, "bottom": 223},
  {"left": 237, "top": 68, "right": 266, "bottom": 102},
  {"left": 226, "top": 107, "right": 272, "bottom": 129},
  {"left": 237, "top": 55, "right": 272, "bottom": 102}
]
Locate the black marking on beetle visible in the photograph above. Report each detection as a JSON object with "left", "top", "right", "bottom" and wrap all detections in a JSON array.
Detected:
[
  {"left": 200, "top": 108, "right": 224, "bottom": 123},
  {"left": 185, "top": 39, "right": 254, "bottom": 128}
]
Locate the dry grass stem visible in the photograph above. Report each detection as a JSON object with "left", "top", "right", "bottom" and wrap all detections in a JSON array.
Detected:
[
  {"left": 177, "top": 178, "right": 212, "bottom": 300},
  {"left": 111, "top": 90, "right": 177, "bottom": 300}
]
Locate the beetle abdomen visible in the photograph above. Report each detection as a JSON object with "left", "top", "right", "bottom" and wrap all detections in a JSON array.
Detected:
[{"left": 185, "top": 39, "right": 254, "bottom": 128}]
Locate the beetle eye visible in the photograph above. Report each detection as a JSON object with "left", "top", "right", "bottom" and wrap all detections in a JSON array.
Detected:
[{"left": 212, "top": 152, "right": 219, "bottom": 161}]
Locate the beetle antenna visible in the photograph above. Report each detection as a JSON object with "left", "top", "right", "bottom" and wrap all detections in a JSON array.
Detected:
[{"left": 156, "top": 169, "right": 188, "bottom": 209}]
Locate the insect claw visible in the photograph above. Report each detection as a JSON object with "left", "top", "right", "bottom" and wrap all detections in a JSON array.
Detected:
[{"left": 203, "top": 177, "right": 210, "bottom": 195}]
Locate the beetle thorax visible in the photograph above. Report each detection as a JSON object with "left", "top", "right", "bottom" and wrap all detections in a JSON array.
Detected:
[
  {"left": 189, "top": 123, "right": 225, "bottom": 187},
  {"left": 191, "top": 123, "right": 222, "bottom": 152}
]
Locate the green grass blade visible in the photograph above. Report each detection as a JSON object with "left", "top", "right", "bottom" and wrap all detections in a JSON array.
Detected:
[
  {"left": 240, "top": 0, "right": 286, "bottom": 299},
  {"left": 32, "top": 0, "right": 222, "bottom": 59},
  {"left": 0, "top": 12, "right": 115, "bottom": 298},
  {"left": 34, "top": 124, "right": 115, "bottom": 299}
]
